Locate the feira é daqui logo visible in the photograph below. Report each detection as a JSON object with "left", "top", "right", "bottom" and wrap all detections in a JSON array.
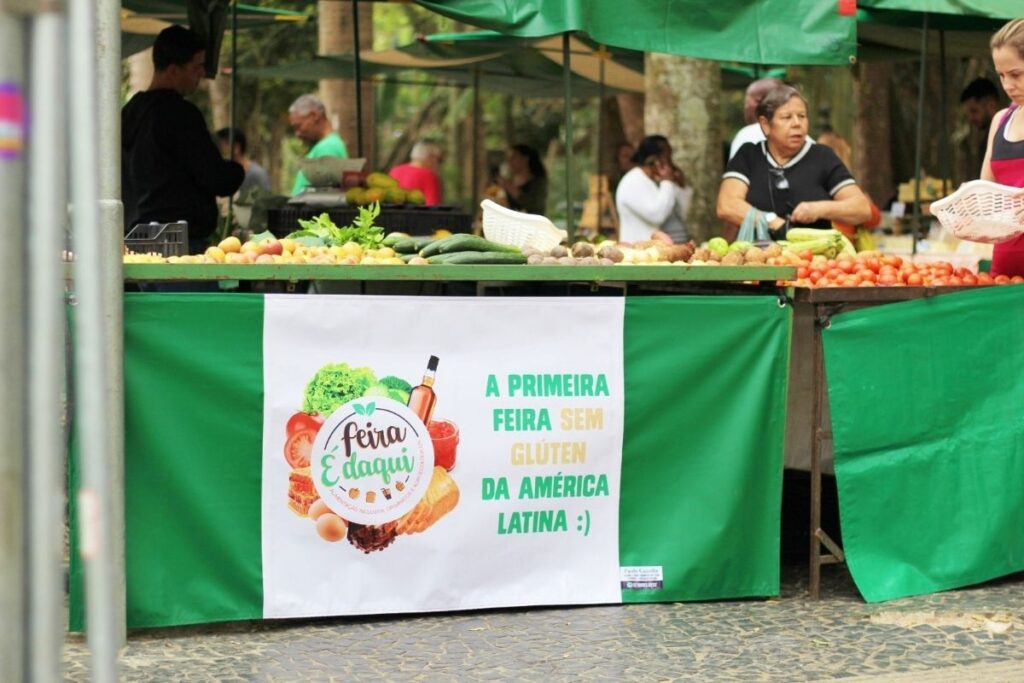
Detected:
[{"left": 311, "top": 397, "right": 434, "bottom": 525}]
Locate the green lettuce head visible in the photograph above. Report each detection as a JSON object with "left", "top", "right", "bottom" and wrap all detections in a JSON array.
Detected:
[{"left": 302, "top": 363, "right": 377, "bottom": 416}]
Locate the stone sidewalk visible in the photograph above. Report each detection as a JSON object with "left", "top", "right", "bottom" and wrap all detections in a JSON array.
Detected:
[{"left": 63, "top": 566, "right": 1024, "bottom": 682}]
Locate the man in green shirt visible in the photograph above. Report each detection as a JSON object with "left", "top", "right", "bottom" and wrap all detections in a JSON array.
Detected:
[{"left": 288, "top": 93, "right": 348, "bottom": 194}]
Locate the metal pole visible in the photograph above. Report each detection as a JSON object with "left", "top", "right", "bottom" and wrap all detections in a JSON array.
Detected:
[
  {"left": 471, "top": 65, "right": 480, "bottom": 224},
  {"left": 227, "top": 0, "right": 238, "bottom": 234},
  {"left": 911, "top": 13, "right": 928, "bottom": 256},
  {"left": 352, "top": 0, "right": 364, "bottom": 157},
  {"left": 70, "top": 0, "right": 120, "bottom": 678},
  {"left": 563, "top": 32, "right": 574, "bottom": 240},
  {"left": 597, "top": 51, "right": 606, "bottom": 236},
  {"left": 95, "top": 0, "right": 126, "bottom": 650},
  {"left": 938, "top": 29, "right": 950, "bottom": 197},
  {"left": 0, "top": 9, "right": 27, "bottom": 683},
  {"left": 28, "top": 5, "right": 67, "bottom": 681}
]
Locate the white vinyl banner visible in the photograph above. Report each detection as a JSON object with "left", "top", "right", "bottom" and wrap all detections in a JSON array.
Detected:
[{"left": 262, "top": 295, "right": 625, "bottom": 618}]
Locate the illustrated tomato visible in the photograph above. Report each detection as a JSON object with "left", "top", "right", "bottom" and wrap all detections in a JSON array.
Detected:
[
  {"left": 286, "top": 411, "right": 325, "bottom": 439},
  {"left": 907, "top": 273, "right": 924, "bottom": 286},
  {"left": 284, "top": 428, "right": 317, "bottom": 469}
]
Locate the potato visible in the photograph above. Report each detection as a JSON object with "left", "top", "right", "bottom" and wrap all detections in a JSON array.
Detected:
[
  {"left": 596, "top": 245, "right": 624, "bottom": 263},
  {"left": 571, "top": 242, "right": 595, "bottom": 258},
  {"left": 527, "top": 254, "right": 544, "bottom": 265},
  {"left": 557, "top": 256, "right": 577, "bottom": 266},
  {"left": 550, "top": 245, "right": 569, "bottom": 258}
]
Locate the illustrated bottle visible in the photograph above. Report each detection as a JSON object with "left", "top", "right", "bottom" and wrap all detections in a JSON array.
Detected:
[{"left": 407, "top": 355, "right": 439, "bottom": 424}]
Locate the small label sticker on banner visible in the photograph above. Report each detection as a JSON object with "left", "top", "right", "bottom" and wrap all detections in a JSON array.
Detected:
[
  {"left": 620, "top": 566, "right": 663, "bottom": 590},
  {"left": 838, "top": 0, "right": 857, "bottom": 17}
]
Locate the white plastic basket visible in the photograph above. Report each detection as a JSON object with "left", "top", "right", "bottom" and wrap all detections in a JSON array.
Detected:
[
  {"left": 930, "top": 179, "right": 1024, "bottom": 244},
  {"left": 481, "top": 199, "right": 567, "bottom": 252}
]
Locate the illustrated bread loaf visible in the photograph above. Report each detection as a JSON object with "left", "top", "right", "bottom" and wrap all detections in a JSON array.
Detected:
[
  {"left": 395, "top": 466, "right": 460, "bottom": 535},
  {"left": 287, "top": 467, "right": 319, "bottom": 517}
]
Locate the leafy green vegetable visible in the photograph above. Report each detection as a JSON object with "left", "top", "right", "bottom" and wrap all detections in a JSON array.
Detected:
[
  {"left": 302, "top": 363, "right": 377, "bottom": 416},
  {"left": 249, "top": 229, "right": 276, "bottom": 243},
  {"left": 379, "top": 375, "right": 412, "bottom": 394},
  {"left": 286, "top": 203, "right": 386, "bottom": 249}
]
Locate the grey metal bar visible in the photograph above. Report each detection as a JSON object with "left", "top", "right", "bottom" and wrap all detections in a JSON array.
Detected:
[
  {"left": 352, "top": 0, "right": 363, "bottom": 157},
  {"left": 911, "top": 13, "right": 928, "bottom": 256},
  {"left": 227, "top": 0, "right": 238, "bottom": 235},
  {"left": 0, "top": 10, "right": 27, "bottom": 683},
  {"left": 938, "top": 29, "right": 950, "bottom": 196},
  {"left": 95, "top": 0, "right": 126, "bottom": 650},
  {"left": 70, "top": 0, "right": 120, "bottom": 678},
  {"left": 563, "top": 32, "right": 574, "bottom": 240},
  {"left": 471, "top": 66, "right": 480, "bottom": 226},
  {"left": 28, "top": 7, "right": 67, "bottom": 681}
]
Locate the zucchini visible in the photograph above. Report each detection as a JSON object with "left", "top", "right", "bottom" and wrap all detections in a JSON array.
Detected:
[
  {"left": 412, "top": 235, "right": 437, "bottom": 250},
  {"left": 392, "top": 238, "right": 418, "bottom": 254},
  {"left": 382, "top": 232, "right": 410, "bottom": 247},
  {"left": 428, "top": 251, "right": 527, "bottom": 265},
  {"left": 419, "top": 234, "right": 463, "bottom": 258},
  {"left": 435, "top": 234, "right": 521, "bottom": 255}
]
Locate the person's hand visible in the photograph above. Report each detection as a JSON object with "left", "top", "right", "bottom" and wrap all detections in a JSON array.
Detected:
[
  {"left": 791, "top": 201, "right": 824, "bottom": 225},
  {"left": 668, "top": 164, "right": 686, "bottom": 187}
]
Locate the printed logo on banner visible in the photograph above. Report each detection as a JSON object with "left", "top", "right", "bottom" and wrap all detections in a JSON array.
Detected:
[
  {"left": 280, "top": 355, "right": 462, "bottom": 555},
  {"left": 311, "top": 398, "right": 434, "bottom": 525}
]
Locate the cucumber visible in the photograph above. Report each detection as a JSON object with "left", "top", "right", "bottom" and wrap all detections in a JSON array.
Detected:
[
  {"left": 401, "top": 253, "right": 420, "bottom": 263},
  {"left": 435, "top": 234, "right": 521, "bottom": 255},
  {"left": 382, "top": 232, "right": 410, "bottom": 247},
  {"left": 419, "top": 235, "right": 463, "bottom": 258},
  {"left": 412, "top": 236, "right": 437, "bottom": 250},
  {"left": 392, "top": 238, "right": 418, "bottom": 254},
  {"left": 428, "top": 251, "right": 527, "bottom": 265}
]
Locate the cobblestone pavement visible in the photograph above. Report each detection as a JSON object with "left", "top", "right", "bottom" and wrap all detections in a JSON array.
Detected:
[{"left": 63, "top": 565, "right": 1024, "bottom": 682}]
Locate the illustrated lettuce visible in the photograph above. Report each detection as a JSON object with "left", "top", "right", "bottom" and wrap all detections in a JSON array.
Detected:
[{"left": 302, "top": 363, "right": 377, "bottom": 416}]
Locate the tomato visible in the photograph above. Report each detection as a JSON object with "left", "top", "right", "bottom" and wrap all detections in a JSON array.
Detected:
[
  {"left": 995, "top": 275, "right": 1011, "bottom": 284},
  {"left": 977, "top": 272, "right": 994, "bottom": 285},
  {"left": 882, "top": 255, "right": 904, "bottom": 269},
  {"left": 947, "top": 276, "right": 963, "bottom": 286},
  {"left": 1012, "top": 276, "right": 1024, "bottom": 284},
  {"left": 284, "top": 428, "right": 316, "bottom": 469},
  {"left": 797, "top": 266, "right": 810, "bottom": 279},
  {"left": 877, "top": 273, "right": 898, "bottom": 286},
  {"left": 856, "top": 269, "right": 877, "bottom": 283},
  {"left": 864, "top": 258, "right": 881, "bottom": 273},
  {"left": 809, "top": 269, "right": 823, "bottom": 284},
  {"left": 798, "top": 249, "right": 814, "bottom": 262},
  {"left": 838, "top": 259, "right": 856, "bottom": 274},
  {"left": 286, "top": 411, "right": 324, "bottom": 439},
  {"left": 858, "top": 280, "right": 875, "bottom": 287},
  {"left": 826, "top": 268, "right": 844, "bottom": 280},
  {"left": 906, "top": 273, "right": 924, "bottom": 286},
  {"left": 962, "top": 274, "right": 978, "bottom": 286}
]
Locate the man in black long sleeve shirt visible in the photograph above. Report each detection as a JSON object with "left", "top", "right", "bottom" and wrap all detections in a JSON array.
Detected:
[{"left": 122, "top": 26, "right": 243, "bottom": 252}]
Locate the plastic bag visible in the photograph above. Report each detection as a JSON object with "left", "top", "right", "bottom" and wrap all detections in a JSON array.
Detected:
[{"left": 737, "top": 208, "right": 770, "bottom": 243}]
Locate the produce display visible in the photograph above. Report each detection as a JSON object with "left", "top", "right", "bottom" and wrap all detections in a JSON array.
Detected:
[{"left": 121, "top": 215, "right": 1023, "bottom": 287}]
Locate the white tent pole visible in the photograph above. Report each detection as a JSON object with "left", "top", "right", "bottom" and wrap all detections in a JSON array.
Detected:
[
  {"left": 28, "top": 3, "right": 68, "bottom": 680},
  {"left": 96, "top": 0, "right": 127, "bottom": 650},
  {"left": 0, "top": 8, "right": 27, "bottom": 683},
  {"left": 70, "top": 0, "right": 121, "bottom": 677}
]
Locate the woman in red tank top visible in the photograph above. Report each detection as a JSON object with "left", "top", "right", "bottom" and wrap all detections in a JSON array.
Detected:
[{"left": 982, "top": 19, "right": 1024, "bottom": 277}]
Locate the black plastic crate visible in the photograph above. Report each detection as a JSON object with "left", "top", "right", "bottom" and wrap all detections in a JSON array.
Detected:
[
  {"left": 125, "top": 221, "right": 189, "bottom": 257},
  {"left": 267, "top": 205, "right": 473, "bottom": 238}
]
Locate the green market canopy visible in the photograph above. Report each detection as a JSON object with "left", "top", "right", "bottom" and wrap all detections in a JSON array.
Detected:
[{"left": 414, "top": 0, "right": 857, "bottom": 66}]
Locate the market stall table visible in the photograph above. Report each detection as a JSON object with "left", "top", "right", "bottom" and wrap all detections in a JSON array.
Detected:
[{"left": 69, "top": 264, "right": 800, "bottom": 629}]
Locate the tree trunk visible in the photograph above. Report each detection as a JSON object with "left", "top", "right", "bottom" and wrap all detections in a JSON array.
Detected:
[
  {"left": 128, "top": 50, "right": 153, "bottom": 97},
  {"left": 318, "top": 1, "right": 374, "bottom": 164},
  {"left": 853, "top": 62, "right": 893, "bottom": 206},
  {"left": 615, "top": 93, "right": 644, "bottom": 145},
  {"left": 208, "top": 69, "right": 231, "bottom": 132},
  {"left": 644, "top": 54, "right": 720, "bottom": 243}
]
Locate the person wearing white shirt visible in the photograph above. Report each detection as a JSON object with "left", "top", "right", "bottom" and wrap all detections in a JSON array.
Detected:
[
  {"left": 729, "top": 78, "right": 783, "bottom": 160},
  {"left": 615, "top": 135, "right": 693, "bottom": 244}
]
